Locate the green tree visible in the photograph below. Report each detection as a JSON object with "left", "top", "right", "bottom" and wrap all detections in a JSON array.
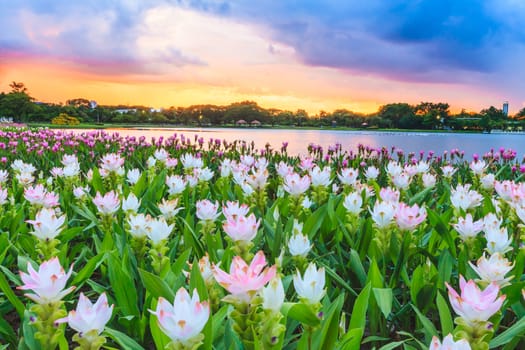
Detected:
[
  {"left": 377, "top": 103, "right": 415, "bottom": 128},
  {"left": 0, "top": 91, "right": 35, "bottom": 122},
  {"left": 415, "top": 102, "right": 449, "bottom": 129},
  {"left": 480, "top": 106, "right": 506, "bottom": 131}
]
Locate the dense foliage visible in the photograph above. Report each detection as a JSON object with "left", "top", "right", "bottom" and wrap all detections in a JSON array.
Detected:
[
  {"left": 1, "top": 82, "right": 524, "bottom": 131},
  {"left": 0, "top": 128, "right": 524, "bottom": 350}
]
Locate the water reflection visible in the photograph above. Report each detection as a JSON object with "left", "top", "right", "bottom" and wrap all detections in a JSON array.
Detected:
[{"left": 67, "top": 127, "right": 525, "bottom": 158}]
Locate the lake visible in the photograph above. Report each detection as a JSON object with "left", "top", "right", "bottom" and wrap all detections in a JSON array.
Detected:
[{"left": 70, "top": 127, "right": 525, "bottom": 159}]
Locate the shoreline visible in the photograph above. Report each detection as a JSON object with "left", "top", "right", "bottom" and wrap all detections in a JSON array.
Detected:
[{"left": 24, "top": 122, "right": 484, "bottom": 134}]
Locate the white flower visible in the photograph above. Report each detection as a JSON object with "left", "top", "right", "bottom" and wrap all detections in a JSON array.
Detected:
[
  {"left": 470, "top": 159, "right": 487, "bottom": 175},
  {"left": 429, "top": 334, "right": 472, "bottom": 350},
  {"left": 301, "top": 196, "right": 313, "bottom": 209},
  {"left": 0, "top": 169, "right": 9, "bottom": 183},
  {"left": 154, "top": 148, "right": 169, "bottom": 162},
  {"left": 453, "top": 214, "right": 483, "bottom": 241},
  {"left": 422, "top": 173, "right": 436, "bottom": 188},
  {"left": 196, "top": 200, "right": 220, "bottom": 222},
  {"left": 181, "top": 154, "right": 203, "bottom": 169},
  {"left": 18, "top": 258, "right": 75, "bottom": 304},
  {"left": 469, "top": 253, "right": 514, "bottom": 287},
  {"left": 158, "top": 198, "right": 183, "bottom": 220},
  {"left": 222, "top": 201, "right": 250, "bottom": 218},
  {"left": 370, "top": 201, "right": 396, "bottom": 229},
  {"left": 147, "top": 156, "right": 157, "bottom": 168},
  {"left": 450, "top": 184, "right": 482, "bottom": 211},
  {"left": 386, "top": 162, "right": 403, "bottom": 177},
  {"left": 309, "top": 166, "right": 332, "bottom": 187},
  {"left": 166, "top": 175, "right": 187, "bottom": 195},
  {"left": 0, "top": 187, "right": 7, "bottom": 205},
  {"left": 293, "top": 263, "right": 325, "bottom": 304},
  {"left": 127, "top": 213, "right": 150, "bottom": 239},
  {"left": 146, "top": 217, "right": 174, "bottom": 244},
  {"left": 63, "top": 163, "right": 80, "bottom": 178},
  {"left": 416, "top": 161, "right": 430, "bottom": 174},
  {"left": 56, "top": 293, "right": 113, "bottom": 339},
  {"left": 364, "top": 166, "right": 379, "bottom": 181},
  {"left": 196, "top": 167, "right": 214, "bottom": 182},
  {"left": 150, "top": 288, "right": 210, "bottom": 344},
  {"left": 391, "top": 172, "right": 411, "bottom": 189},
  {"left": 283, "top": 173, "right": 311, "bottom": 196},
  {"left": 261, "top": 277, "right": 285, "bottom": 312},
  {"left": 288, "top": 233, "right": 311, "bottom": 257},
  {"left": 485, "top": 226, "right": 512, "bottom": 254},
  {"left": 483, "top": 213, "right": 502, "bottom": 231},
  {"left": 72, "top": 186, "right": 89, "bottom": 199},
  {"left": 26, "top": 208, "right": 66, "bottom": 240},
  {"left": 343, "top": 192, "right": 363, "bottom": 215},
  {"left": 127, "top": 168, "right": 141, "bottom": 185},
  {"left": 441, "top": 165, "right": 457, "bottom": 178},
  {"left": 480, "top": 173, "right": 495, "bottom": 190},
  {"left": 122, "top": 193, "right": 140, "bottom": 213}
]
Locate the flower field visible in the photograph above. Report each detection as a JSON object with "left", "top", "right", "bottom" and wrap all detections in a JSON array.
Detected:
[{"left": 0, "top": 128, "right": 524, "bottom": 350}]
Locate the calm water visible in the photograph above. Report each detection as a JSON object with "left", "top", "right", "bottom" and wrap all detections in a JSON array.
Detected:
[{"left": 71, "top": 127, "right": 525, "bottom": 158}]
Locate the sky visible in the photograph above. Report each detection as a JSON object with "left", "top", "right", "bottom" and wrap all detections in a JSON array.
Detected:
[{"left": 1, "top": 0, "right": 524, "bottom": 115}]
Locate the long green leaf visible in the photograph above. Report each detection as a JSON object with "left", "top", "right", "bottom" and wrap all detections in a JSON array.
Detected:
[
  {"left": 139, "top": 268, "right": 175, "bottom": 301},
  {"left": 0, "top": 269, "right": 25, "bottom": 317},
  {"left": 490, "top": 316, "right": 525, "bottom": 348},
  {"left": 349, "top": 283, "right": 372, "bottom": 330},
  {"left": 104, "top": 327, "right": 145, "bottom": 350},
  {"left": 436, "top": 292, "right": 453, "bottom": 336}
]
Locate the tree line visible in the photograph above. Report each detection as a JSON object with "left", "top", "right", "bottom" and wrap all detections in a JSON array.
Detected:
[{"left": 1, "top": 82, "right": 524, "bottom": 131}]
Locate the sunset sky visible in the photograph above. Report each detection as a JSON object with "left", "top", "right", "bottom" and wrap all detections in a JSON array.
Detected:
[{"left": 1, "top": 0, "right": 524, "bottom": 114}]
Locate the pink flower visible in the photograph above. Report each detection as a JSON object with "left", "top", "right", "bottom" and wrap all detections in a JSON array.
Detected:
[
  {"left": 453, "top": 214, "right": 483, "bottom": 241},
  {"left": 223, "top": 213, "right": 260, "bottom": 242},
  {"left": 99, "top": 153, "right": 125, "bottom": 175},
  {"left": 338, "top": 167, "right": 359, "bottom": 186},
  {"left": 446, "top": 276, "right": 505, "bottom": 326},
  {"left": 26, "top": 208, "right": 66, "bottom": 240},
  {"left": 196, "top": 199, "right": 220, "bottom": 222},
  {"left": 150, "top": 288, "right": 209, "bottom": 344},
  {"left": 0, "top": 187, "right": 7, "bottom": 205},
  {"left": 429, "top": 334, "right": 471, "bottom": 350},
  {"left": 213, "top": 251, "right": 276, "bottom": 301},
  {"left": 379, "top": 187, "right": 400, "bottom": 203},
  {"left": 395, "top": 202, "right": 427, "bottom": 231},
  {"left": 283, "top": 173, "right": 311, "bottom": 196},
  {"left": 55, "top": 293, "right": 113, "bottom": 338},
  {"left": 222, "top": 201, "right": 250, "bottom": 218},
  {"left": 17, "top": 257, "right": 75, "bottom": 304},
  {"left": 92, "top": 191, "right": 120, "bottom": 215}
]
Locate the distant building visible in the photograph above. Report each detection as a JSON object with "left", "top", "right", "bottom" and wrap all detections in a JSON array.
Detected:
[
  {"left": 503, "top": 101, "right": 509, "bottom": 116},
  {"left": 115, "top": 108, "right": 137, "bottom": 114}
]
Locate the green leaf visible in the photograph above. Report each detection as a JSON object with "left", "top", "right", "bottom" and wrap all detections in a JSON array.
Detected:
[
  {"left": 410, "top": 304, "right": 438, "bottom": 343},
  {"left": 104, "top": 327, "right": 145, "bottom": 350},
  {"left": 0, "top": 314, "right": 17, "bottom": 346},
  {"left": 349, "top": 249, "right": 367, "bottom": 287},
  {"left": 139, "top": 268, "right": 175, "bottom": 301},
  {"left": 436, "top": 292, "right": 453, "bottom": 336},
  {"left": 314, "top": 293, "right": 345, "bottom": 350},
  {"left": 378, "top": 340, "right": 407, "bottom": 350},
  {"left": 349, "top": 283, "right": 371, "bottom": 331},
  {"left": 107, "top": 252, "right": 140, "bottom": 318},
  {"left": 373, "top": 288, "right": 393, "bottom": 319},
  {"left": 21, "top": 310, "right": 41, "bottom": 350},
  {"left": 71, "top": 252, "right": 106, "bottom": 287},
  {"left": 338, "top": 328, "right": 364, "bottom": 350},
  {"left": 0, "top": 268, "right": 25, "bottom": 318},
  {"left": 490, "top": 315, "right": 525, "bottom": 348},
  {"left": 281, "top": 303, "right": 321, "bottom": 327}
]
